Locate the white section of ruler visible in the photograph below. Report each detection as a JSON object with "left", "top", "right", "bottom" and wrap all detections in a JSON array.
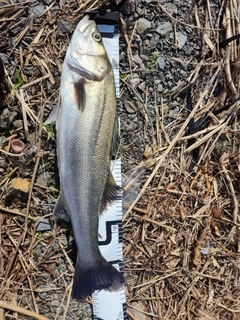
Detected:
[{"left": 91, "top": 18, "right": 126, "bottom": 320}]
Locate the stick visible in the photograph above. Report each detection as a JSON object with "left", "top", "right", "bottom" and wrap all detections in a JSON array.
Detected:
[{"left": 0, "top": 301, "right": 49, "bottom": 320}]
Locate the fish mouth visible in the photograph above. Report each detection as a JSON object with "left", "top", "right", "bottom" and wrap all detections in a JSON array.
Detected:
[{"left": 79, "top": 15, "right": 95, "bottom": 34}]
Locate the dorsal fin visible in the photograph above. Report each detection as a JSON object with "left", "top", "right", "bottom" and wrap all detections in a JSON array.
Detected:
[{"left": 110, "top": 113, "right": 119, "bottom": 157}]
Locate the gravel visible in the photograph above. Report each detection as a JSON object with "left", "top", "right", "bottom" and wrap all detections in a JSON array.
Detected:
[{"left": 0, "top": 0, "right": 226, "bottom": 319}]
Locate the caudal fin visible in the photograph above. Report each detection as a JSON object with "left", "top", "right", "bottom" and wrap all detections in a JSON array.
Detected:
[{"left": 72, "top": 260, "right": 124, "bottom": 301}]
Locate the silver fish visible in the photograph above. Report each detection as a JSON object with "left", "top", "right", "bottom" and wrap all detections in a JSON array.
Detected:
[{"left": 53, "top": 15, "right": 123, "bottom": 300}]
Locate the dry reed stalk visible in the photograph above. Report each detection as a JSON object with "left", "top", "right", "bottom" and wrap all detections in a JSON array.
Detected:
[{"left": 0, "top": 301, "right": 49, "bottom": 320}]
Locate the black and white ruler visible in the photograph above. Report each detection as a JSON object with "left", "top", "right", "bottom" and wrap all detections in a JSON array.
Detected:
[{"left": 90, "top": 12, "right": 127, "bottom": 320}]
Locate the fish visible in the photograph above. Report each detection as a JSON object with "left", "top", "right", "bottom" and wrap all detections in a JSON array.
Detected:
[{"left": 52, "top": 15, "right": 124, "bottom": 301}]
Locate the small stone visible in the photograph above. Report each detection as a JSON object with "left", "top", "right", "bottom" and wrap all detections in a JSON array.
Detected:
[
  {"left": 156, "top": 55, "right": 166, "bottom": 70},
  {"left": 28, "top": 131, "right": 37, "bottom": 144},
  {"left": 167, "top": 3, "right": 178, "bottom": 15},
  {"left": 124, "top": 101, "right": 136, "bottom": 114},
  {"left": 169, "top": 108, "right": 179, "bottom": 116},
  {"left": 0, "top": 53, "right": 9, "bottom": 65},
  {"left": 177, "top": 31, "right": 187, "bottom": 49},
  {"left": 12, "top": 119, "right": 23, "bottom": 129},
  {"left": 38, "top": 285, "right": 50, "bottom": 299},
  {"left": 51, "top": 299, "right": 60, "bottom": 307},
  {"left": 155, "top": 22, "right": 172, "bottom": 36},
  {"left": 136, "top": 18, "right": 151, "bottom": 35},
  {"left": 0, "top": 156, "right": 6, "bottom": 168},
  {"left": 147, "top": 104, "right": 155, "bottom": 115},
  {"left": 158, "top": 83, "right": 163, "bottom": 92},
  {"left": 28, "top": 3, "right": 45, "bottom": 16},
  {"left": 0, "top": 136, "right": 6, "bottom": 149},
  {"left": 5, "top": 178, "right": 30, "bottom": 204},
  {"left": 39, "top": 292, "right": 49, "bottom": 299},
  {"left": 130, "top": 74, "right": 140, "bottom": 87},
  {"left": 36, "top": 218, "right": 53, "bottom": 232},
  {"left": 162, "top": 104, "right": 169, "bottom": 115},
  {"left": 132, "top": 54, "right": 143, "bottom": 65},
  {"left": 184, "top": 47, "right": 193, "bottom": 55},
  {"left": 58, "top": 20, "right": 73, "bottom": 34},
  {"left": 0, "top": 109, "right": 17, "bottom": 130},
  {"left": 127, "top": 122, "right": 137, "bottom": 131},
  {"left": 138, "top": 81, "right": 146, "bottom": 91},
  {"left": 37, "top": 172, "right": 52, "bottom": 186}
]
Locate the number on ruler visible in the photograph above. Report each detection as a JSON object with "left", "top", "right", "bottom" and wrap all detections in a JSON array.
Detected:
[{"left": 98, "top": 220, "right": 122, "bottom": 245}]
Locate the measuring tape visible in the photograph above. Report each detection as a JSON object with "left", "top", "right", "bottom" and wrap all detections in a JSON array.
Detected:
[{"left": 91, "top": 12, "right": 127, "bottom": 320}]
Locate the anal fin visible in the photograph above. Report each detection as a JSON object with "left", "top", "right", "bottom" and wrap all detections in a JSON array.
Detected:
[
  {"left": 101, "top": 170, "right": 121, "bottom": 212},
  {"left": 53, "top": 192, "right": 70, "bottom": 222}
]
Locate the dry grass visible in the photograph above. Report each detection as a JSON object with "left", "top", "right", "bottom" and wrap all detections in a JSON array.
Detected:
[
  {"left": 0, "top": 0, "right": 240, "bottom": 319},
  {"left": 121, "top": 0, "right": 240, "bottom": 319}
]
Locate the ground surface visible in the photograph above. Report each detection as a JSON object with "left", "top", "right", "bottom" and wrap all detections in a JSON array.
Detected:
[{"left": 0, "top": 0, "right": 240, "bottom": 319}]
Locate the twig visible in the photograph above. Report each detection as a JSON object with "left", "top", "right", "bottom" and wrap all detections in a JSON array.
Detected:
[
  {"left": 0, "top": 308, "right": 5, "bottom": 320},
  {"left": 0, "top": 301, "right": 49, "bottom": 320},
  {"left": 132, "top": 213, "right": 176, "bottom": 231},
  {"left": 20, "top": 88, "right": 28, "bottom": 134},
  {"left": 184, "top": 122, "right": 226, "bottom": 153},
  {"left": 224, "top": 6, "right": 238, "bottom": 98},
  {"left": 215, "top": 303, "right": 240, "bottom": 313},
  {"left": 63, "top": 285, "right": 72, "bottom": 320},
  {"left": 220, "top": 153, "right": 238, "bottom": 223},
  {"left": 126, "top": 309, "right": 137, "bottom": 320},
  {"left": 21, "top": 74, "right": 50, "bottom": 89},
  {"left": 0, "top": 205, "right": 36, "bottom": 220}
]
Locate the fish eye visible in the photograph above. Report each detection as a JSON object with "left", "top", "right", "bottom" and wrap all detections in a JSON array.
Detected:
[{"left": 92, "top": 32, "right": 102, "bottom": 42}]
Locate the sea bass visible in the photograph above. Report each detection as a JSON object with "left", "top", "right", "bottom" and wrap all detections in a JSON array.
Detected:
[{"left": 53, "top": 15, "right": 123, "bottom": 300}]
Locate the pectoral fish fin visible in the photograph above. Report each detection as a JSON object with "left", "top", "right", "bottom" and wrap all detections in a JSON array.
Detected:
[
  {"left": 74, "top": 78, "right": 85, "bottom": 113},
  {"left": 110, "top": 113, "right": 119, "bottom": 157},
  {"left": 72, "top": 256, "right": 124, "bottom": 301},
  {"left": 101, "top": 170, "right": 121, "bottom": 213},
  {"left": 44, "top": 97, "right": 61, "bottom": 124},
  {"left": 53, "top": 192, "right": 70, "bottom": 222}
]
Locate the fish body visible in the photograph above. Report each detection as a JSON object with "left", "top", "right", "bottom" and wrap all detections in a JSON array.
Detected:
[{"left": 54, "top": 15, "right": 123, "bottom": 300}]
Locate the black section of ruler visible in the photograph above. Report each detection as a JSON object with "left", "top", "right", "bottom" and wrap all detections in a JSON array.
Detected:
[
  {"left": 98, "top": 220, "right": 122, "bottom": 245},
  {"left": 84, "top": 11, "right": 119, "bottom": 24}
]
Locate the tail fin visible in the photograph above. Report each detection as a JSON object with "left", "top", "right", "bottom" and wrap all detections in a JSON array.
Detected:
[{"left": 72, "top": 260, "right": 124, "bottom": 301}]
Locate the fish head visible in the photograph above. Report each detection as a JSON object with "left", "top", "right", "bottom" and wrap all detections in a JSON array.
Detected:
[{"left": 66, "top": 15, "right": 109, "bottom": 81}]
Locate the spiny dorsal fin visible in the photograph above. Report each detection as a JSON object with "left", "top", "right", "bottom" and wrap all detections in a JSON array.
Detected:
[
  {"left": 53, "top": 192, "right": 70, "bottom": 222},
  {"left": 74, "top": 78, "right": 86, "bottom": 113},
  {"left": 101, "top": 170, "right": 121, "bottom": 213}
]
